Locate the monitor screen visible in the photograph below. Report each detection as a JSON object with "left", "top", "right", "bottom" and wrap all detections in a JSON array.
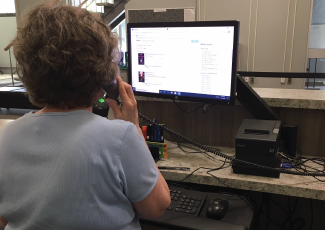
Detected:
[{"left": 127, "top": 21, "right": 240, "bottom": 105}]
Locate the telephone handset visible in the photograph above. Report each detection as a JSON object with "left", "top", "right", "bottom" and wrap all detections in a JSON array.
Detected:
[
  {"left": 92, "top": 80, "right": 119, "bottom": 117},
  {"left": 102, "top": 79, "right": 119, "bottom": 101}
]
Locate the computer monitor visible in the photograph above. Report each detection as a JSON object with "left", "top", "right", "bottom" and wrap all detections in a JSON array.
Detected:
[{"left": 127, "top": 20, "right": 240, "bottom": 105}]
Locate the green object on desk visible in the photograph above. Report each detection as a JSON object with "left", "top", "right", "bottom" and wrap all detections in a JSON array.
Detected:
[{"left": 119, "top": 65, "right": 128, "bottom": 70}]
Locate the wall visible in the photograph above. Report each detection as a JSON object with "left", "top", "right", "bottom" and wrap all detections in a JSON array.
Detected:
[
  {"left": 125, "top": 0, "right": 197, "bottom": 23},
  {"left": 15, "top": 0, "right": 65, "bottom": 25},
  {"left": 0, "top": 17, "right": 17, "bottom": 68},
  {"left": 125, "top": 0, "right": 314, "bottom": 89}
]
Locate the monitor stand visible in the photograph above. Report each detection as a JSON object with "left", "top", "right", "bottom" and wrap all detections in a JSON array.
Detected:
[{"left": 236, "top": 75, "right": 279, "bottom": 120}]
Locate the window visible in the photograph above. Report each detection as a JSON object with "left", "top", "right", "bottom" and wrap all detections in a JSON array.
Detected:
[
  {"left": 67, "top": 0, "right": 104, "bottom": 13},
  {"left": 112, "top": 19, "right": 126, "bottom": 53},
  {"left": 0, "top": 0, "right": 16, "bottom": 15}
]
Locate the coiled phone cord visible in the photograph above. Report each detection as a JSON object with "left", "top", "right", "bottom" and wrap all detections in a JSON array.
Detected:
[{"left": 138, "top": 113, "right": 325, "bottom": 177}]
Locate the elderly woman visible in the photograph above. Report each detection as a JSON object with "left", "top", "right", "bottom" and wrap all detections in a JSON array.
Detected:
[{"left": 0, "top": 3, "right": 170, "bottom": 230}]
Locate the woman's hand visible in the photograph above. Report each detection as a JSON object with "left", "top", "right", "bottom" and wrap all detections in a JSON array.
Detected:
[{"left": 106, "top": 76, "right": 139, "bottom": 127}]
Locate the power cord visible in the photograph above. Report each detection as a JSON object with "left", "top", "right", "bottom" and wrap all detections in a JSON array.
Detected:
[
  {"left": 172, "top": 100, "right": 217, "bottom": 113},
  {"left": 172, "top": 99, "right": 205, "bottom": 113}
]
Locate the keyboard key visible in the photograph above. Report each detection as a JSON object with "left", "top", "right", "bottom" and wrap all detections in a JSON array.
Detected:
[
  {"left": 172, "top": 197, "right": 179, "bottom": 201},
  {"left": 173, "top": 190, "right": 177, "bottom": 193},
  {"left": 187, "top": 206, "right": 192, "bottom": 210},
  {"left": 184, "top": 202, "right": 189, "bottom": 205},
  {"left": 177, "top": 191, "right": 182, "bottom": 194},
  {"left": 190, "top": 209, "right": 197, "bottom": 214},
  {"left": 194, "top": 201, "right": 201, "bottom": 207},
  {"left": 180, "top": 198, "right": 185, "bottom": 202},
  {"left": 190, "top": 200, "right": 195, "bottom": 203},
  {"left": 177, "top": 205, "right": 182, "bottom": 208},
  {"left": 182, "top": 205, "right": 187, "bottom": 209},
  {"left": 182, "top": 195, "right": 187, "bottom": 199},
  {"left": 167, "top": 207, "right": 173, "bottom": 211},
  {"left": 175, "top": 208, "right": 186, "bottom": 212},
  {"left": 189, "top": 203, "right": 194, "bottom": 207},
  {"left": 175, "top": 194, "right": 180, "bottom": 197},
  {"left": 179, "top": 202, "right": 184, "bottom": 205},
  {"left": 185, "top": 210, "right": 191, "bottom": 214},
  {"left": 185, "top": 199, "right": 190, "bottom": 202}
]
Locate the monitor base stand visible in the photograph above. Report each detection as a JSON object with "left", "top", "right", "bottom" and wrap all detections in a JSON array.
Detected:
[{"left": 236, "top": 75, "right": 279, "bottom": 120}]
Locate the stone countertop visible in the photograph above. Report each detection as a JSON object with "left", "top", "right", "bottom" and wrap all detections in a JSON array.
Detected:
[
  {"left": 159, "top": 140, "right": 325, "bottom": 201},
  {"left": 253, "top": 88, "right": 325, "bottom": 109},
  {"left": 0, "top": 119, "right": 14, "bottom": 130},
  {"left": 136, "top": 88, "right": 325, "bottom": 110}
]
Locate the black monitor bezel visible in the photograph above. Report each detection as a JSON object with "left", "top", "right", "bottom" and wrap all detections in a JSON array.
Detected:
[{"left": 127, "top": 20, "right": 240, "bottom": 105}]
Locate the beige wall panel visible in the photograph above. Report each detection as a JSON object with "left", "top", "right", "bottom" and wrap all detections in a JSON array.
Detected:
[
  {"left": 125, "top": 0, "right": 197, "bottom": 23},
  {"left": 290, "top": 0, "right": 313, "bottom": 73},
  {"left": 284, "top": 0, "right": 296, "bottom": 72},
  {"left": 203, "top": 0, "right": 252, "bottom": 71},
  {"left": 254, "top": 0, "right": 290, "bottom": 72},
  {"left": 247, "top": 0, "right": 258, "bottom": 71}
]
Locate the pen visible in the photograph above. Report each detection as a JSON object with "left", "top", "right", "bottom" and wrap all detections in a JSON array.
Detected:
[{"left": 158, "top": 167, "right": 190, "bottom": 171}]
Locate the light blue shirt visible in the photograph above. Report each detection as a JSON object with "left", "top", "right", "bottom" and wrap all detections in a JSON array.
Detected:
[{"left": 0, "top": 110, "right": 158, "bottom": 230}]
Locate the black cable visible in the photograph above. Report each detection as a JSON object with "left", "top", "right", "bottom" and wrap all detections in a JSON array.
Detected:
[
  {"left": 268, "top": 195, "right": 290, "bottom": 216},
  {"left": 312, "top": 176, "right": 325, "bottom": 182},
  {"left": 219, "top": 192, "right": 253, "bottom": 211},
  {"left": 206, "top": 161, "right": 230, "bottom": 188},
  {"left": 177, "top": 167, "right": 210, "bottom": 184},
  {"left": 203, "top": 103, "right": 217, "bottom": 113},
  {"left": 176, "top": 142, "right": 224, "bottom": 163},
  {"left": 172, "top": 99, "right": 205, "bottom": 113},
  {"left": 292, "top": 147, "right": 325, "bottom": 179},
  {"left": 265, "top": 194, "right": 269, "bottom": 230},
  {"left": 310, "top": 199, "right": 313, "bottom": 230},
  {"left": 177, "top": 142, "right": 203, "bottom": 153},
  {"left": 167, "top": 181, "right": 193, "bottom": 190},
  {"left": 250, "top": 193, "right": 290, "bottom": 230},
  {"left": 139, "top": 113, "right": 325, "bottom": 177},
  {"left": 287, "top": 154, "right": 325, "bottom": 182}
]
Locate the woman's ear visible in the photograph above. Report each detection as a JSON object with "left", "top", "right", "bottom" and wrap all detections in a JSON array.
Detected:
[{"left": 95, "top": 88, "right": 105, "bottom": 101}]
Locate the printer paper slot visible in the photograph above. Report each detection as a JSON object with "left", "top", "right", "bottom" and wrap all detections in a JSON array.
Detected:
[{"left": 244, "top": 129, "right": 269, "bottom": 135}]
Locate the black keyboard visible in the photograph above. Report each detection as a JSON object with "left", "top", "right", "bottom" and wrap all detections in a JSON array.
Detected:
[
  {"left": 140, "top": 184, "right": 253, "bottom": 230},
  {"left": 167, "top": 186, "right": 207, "bottom": 216}
]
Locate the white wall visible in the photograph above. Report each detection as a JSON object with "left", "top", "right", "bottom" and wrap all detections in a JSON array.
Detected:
[
  {"left": 126, "top": 0, "right": 314, "bottom": 89},
  {"left": 0, "top": 17, "right": 17, "bottom": 68},
  {"left": 15, "top": 0, "right": 65, "bottom": 25}
]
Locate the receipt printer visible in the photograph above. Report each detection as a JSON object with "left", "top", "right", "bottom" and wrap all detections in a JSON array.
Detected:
[{"left": 232, "top": 119, "right": 282, "bottom": 178}]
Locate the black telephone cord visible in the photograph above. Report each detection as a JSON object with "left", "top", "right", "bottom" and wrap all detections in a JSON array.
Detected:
[{"left": 138, "top": 113, "right": 325, "bottom": 177}]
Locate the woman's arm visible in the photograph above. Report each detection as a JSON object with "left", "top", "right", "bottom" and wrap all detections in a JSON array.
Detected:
[{"left": 106, "top": 77, "right": 171, "bottom": 219}]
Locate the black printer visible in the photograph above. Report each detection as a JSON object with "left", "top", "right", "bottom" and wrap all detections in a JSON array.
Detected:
[{"left": 232, "top": 119, "right": 282, "bottom": 178}]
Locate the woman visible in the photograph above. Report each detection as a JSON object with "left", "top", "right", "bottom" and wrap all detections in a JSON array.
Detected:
[{"left": 0, "top": 3, "right": 170, "bottom": 230}]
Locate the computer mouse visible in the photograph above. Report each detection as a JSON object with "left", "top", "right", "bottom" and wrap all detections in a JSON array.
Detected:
[{"left": 206, "top": 198, "right": 229, "bottom": 220}]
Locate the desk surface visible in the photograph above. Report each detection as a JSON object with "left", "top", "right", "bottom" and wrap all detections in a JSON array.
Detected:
[{"left": 158, "top": 141, "right": 325, "bottom": 201}]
